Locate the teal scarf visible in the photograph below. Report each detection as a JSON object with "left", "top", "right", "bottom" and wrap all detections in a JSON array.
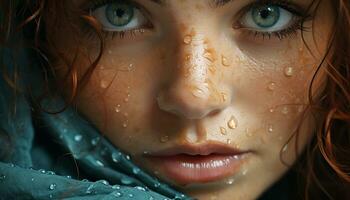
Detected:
[{"left": 0, "top": 46, "right": 191, "bottom": 200}]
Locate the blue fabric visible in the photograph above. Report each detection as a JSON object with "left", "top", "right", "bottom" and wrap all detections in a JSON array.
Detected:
[{"left": 0, "top": 46, "right": 191, "bottom": 200}]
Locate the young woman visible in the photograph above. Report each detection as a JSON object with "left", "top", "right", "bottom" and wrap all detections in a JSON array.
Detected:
[{"left": 0, "top": 0, "right": 349, "bottom": 199}]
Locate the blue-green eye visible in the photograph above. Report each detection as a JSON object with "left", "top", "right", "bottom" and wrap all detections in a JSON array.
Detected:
[
  {"left": 252, "top": 5, "right": 280, "bottom": 28},
  {"left": 106, "top": 3, "right": 134, "bottom": 26},
  {"left": 240, "top": 4, "right": 294, "bottom": 32},
  {"left": 91, "top": 2, "right": 148, "bottom": 32}
]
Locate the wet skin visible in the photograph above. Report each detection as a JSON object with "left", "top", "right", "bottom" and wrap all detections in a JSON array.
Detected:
[{"left": 46, "top": 0, "right": 334, "bottom": 199}]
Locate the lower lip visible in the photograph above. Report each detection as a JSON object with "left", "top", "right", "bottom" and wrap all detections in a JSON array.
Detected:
[{"left": 149, "top": 154, "right": 247, "bottom": 185}]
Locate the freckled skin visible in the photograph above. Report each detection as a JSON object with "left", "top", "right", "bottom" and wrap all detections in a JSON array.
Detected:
[{"left": 47, "top": 0, "right": 334, "bottom": 199}]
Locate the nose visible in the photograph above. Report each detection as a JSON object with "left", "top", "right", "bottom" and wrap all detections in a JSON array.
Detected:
[{"left": 157, "top": 32, "right": 231, "bottom": 119}]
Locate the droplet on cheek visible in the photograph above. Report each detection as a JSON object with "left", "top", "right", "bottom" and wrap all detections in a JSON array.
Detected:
[
  {"left": 281, "top": 106, "right": 289, "bottom": 115},
  {"left": 267, "top": 124, "right": 274, "bottom": 133},
  {"left": 227, "top": 116, "right": 238, "bottom": 129},
  {"left": 160, "top": 135, "right": 169, "bottom": 143},
  {"left": 100, "top": 80, "right": 108, "bottom": 89},
  {"left": 267, "top": 82, "right": 276, "bottom": 91},
  {"left": 284, "top": 67, "right": 294, "bottom": 77}
]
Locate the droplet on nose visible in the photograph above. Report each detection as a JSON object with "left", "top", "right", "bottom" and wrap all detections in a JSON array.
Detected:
[
  {"left": 220, "top": 127, "right": 227, "bottom": 135},
  {"left": 183, "top": 35, "right": 192, "bottom": 45},
  {"left": 221, "top": 55, "right": 231, "bottom": 67},
  {"left": 227, "top": 116, "right": 238, "bottom": 129}
]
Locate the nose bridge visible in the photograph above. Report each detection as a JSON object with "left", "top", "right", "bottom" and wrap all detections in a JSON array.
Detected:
[{"left": 157, "top": 27, "right": 230, "bottom": 119}]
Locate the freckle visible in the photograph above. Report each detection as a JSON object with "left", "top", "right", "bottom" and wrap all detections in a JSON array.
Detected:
[
  {"left": 183, "top": 35, "right": 192, "bottom": 45},
  {"left": 267, "top": 82, "right": 276, "bottom": 91},
  {"left": 284, "top": 67, "right": 294, "bottom": 77},
  {"left": 221, "top": 55, "right": 231, "bottom": 67},
  {"left": 227, "top": 116, "right": 237, "bottom": 129},
  {"left": 220, "top": 127, "right": 227, "bottom": 135}
]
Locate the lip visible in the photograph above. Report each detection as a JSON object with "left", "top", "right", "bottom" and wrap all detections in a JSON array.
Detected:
[{"left": 145, "top": 142, "right": 251, "bottom": 185}]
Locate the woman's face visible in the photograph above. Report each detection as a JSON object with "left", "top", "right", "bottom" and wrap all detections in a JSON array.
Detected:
[{"left": 47, "top": 0, "right": 334, "bottom": 199}]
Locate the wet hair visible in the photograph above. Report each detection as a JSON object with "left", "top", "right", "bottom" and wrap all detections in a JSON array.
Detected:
[{"left": 0, "top": 0, "right": 349, "bottom": 199}]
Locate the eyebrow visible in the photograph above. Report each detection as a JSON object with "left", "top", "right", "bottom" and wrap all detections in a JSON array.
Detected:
[{"left": 148, "top": 0, "right": 234, "bottom": 8}]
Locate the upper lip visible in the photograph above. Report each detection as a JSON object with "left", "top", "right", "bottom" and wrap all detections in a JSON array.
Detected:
[{"left": 147, "top": 141, "right": 247, "bottom": 156}]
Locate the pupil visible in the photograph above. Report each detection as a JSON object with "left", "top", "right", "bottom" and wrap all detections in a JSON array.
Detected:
[
  {"left": 260, "top": 9, "right": 270, "bottom": 19},
  {"left": 115, "top": 9, "right": 125, "bottom": 18}
]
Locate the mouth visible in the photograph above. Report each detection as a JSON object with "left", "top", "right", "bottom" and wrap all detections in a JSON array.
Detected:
[{"left": 145, "top": 142, "right": 251, "bottom": 185}]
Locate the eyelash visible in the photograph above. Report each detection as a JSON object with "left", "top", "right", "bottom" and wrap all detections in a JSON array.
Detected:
[{"left": 84, "top": 0, "right": 312, "bottom": 40}]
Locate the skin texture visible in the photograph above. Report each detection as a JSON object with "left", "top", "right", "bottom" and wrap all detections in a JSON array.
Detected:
[{"left": 46, "top": 0, "right": 334, "bottom": 199}]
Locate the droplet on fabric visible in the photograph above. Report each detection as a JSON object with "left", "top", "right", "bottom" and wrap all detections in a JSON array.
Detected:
[
  {"left": 112, "top": 185, "right": 121, "bottom": 190},
  {"left": 112, "top": 192, "right": 122, "bottom": 197},
  {"left": 0, "top": 175, "right": 5, "bottom": 181},
  {"left": 74, "top": 134, "right": 82, "bottom": 142},
  {"left": 121, "top": 177, "right": 133, "bottom": 185},
  {"left": 49, "top": 183, "right": 56, "bottom": 190},
  {"left": 95, "top": 160, "right": 105, "bottom": 167},
  {"left": 112, "top": 152, "right": 121, "bottom": 163},
  {"left": 91, "top": 137, "right": 100, "bottom": 146},
  {"left": 132, "top": 167, "right": 140, "bottom": 175},
  {"left": 135, "top": 186, "right": 146, "bottom": 191}
]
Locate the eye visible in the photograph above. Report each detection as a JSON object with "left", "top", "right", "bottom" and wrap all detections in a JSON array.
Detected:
[
  {"left": 91, "top": 1, "right": 149, "bottom": 32},
  {"left": 240, "top": 4, "right": 294, "bottom": 33}
]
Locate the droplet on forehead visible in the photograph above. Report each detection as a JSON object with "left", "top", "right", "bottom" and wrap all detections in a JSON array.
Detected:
[{"left": 284, "top": 67, "right": 294, "bottom": 77}]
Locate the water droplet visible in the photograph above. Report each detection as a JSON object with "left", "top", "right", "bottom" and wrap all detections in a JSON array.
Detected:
[
  {"left": 298, "top": 105, "right": 304, "bottom": 113},
  {"left": 221, "top": 55, "right": 231, "bottom": 67},
  {"left": 143, "top": 151, "right": 149, "bottom": 155},
  {"left": 245, "top": 128, "right": 253, "bottom": 137},
  {"left": 112, "top": 192, "right": 122, "bottom": 197},
  {"left": 66, "top": 175, "right": 72, "bottom": 179},
  {"left": 49, "top": 194, "right": 53, "bottom": 199},
  {"left": 100, "top": 80, "right": 108, "bottom": 89},
  {"left": 220, "top": 127, "right": 227, "bottom": 135},
  {"left": 91, "top": 137, "right": 100, "bottom": 146},
  {"left": 226, "top": 139, "right": 232, "bottom": 144},
  {"left": 49, "top": 183, "right": 56, "bottom": 190},
  {"left": 31, "top": 178, "right": 35, "bottom": 182},
  {"left": 284, "top": 67, "right": 294, "bottom": 77},
  {"left": 135, "top": 186, "right": 146, "bottom": 191},
  {"left": 160, "top": 135, "right": 169, "bottom": 143},
  {"left": 115, "top": 107, "right": 120, "bottom": 113},
  {"left": 226, "top": 178, "right": 235, "bottom": 185},
  {"left": 282, "top": 144, "right": 288, "bottom": 152},
  {"left": 281, "top": 106, "right": 289, "bottom": 115},
  {"left": 221, "top": 92, "right": 227, "bottom": 102},
  {"left": 132, "top": 167, "right": 140, "bottom": 174},
  {"left": 112, "top": 152, "right": 121, "bottom": 163},
  {"left": 0, "top": 175, "right": 5, "bottom": 181},
  {"left": 125, "top": 155, "right": 131, "bottom": 160},
  {"left": 269, "top": 108, "right": 275, "bottom": 113},
  {"left": 242, "top": 169, "right": 248, "bottom": 175},
  {"left": 267, "top": 124, "right": 274, "bottom": 133},
  {"left": 47, "top": 171, "right": 55, "bottom": 175},
  {"left": 227, "top": 116, "right": 237, "bottom": 129},
  {"left": 74, "top": 134, "right": 82, "bottom": 142},
  {"left": 95, "top": 160, "right": 104, "bottom": 167},
  {"left": 183, "top": 35, "right": 192, "bottom": 44},
  {"left": 128, "top": 194, "right": 134, "bottom": 198},
  {"left": 122, "top": 122, "right": 128, "bottom": 128},
  {"left": 267, "top": 82, "right": 276, "bottom": 91},
  {"left": 203, "top": 52, "right": 215, "bottom": 62},
  {"left": 149, "top": 197, "right": 155, "bottom": 200},
  {"left": 121, "top": 177, "right": 133, "bottom": 185},
  {"left": 100, "top": 180, "right": 109, "bottom": 185},
  {"left": 154, "top": 182, "right": 160, "bottom": 188},
  {"left": 39, "top": 169, "right": 46, "bottom": 174},
  {"left": 112, "top": 185, "right": 121, "bottom": 190},
  {"left": 86, "top": 184, "right": 94, "bottom": 194}
]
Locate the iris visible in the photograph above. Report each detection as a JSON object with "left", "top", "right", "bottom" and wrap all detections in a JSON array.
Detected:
[
  {"left": 252, "top": 5, "right": 280, "bottom": 28},
  {"left": 106, "top": 2, "right": 134, "bottom": 27}
]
